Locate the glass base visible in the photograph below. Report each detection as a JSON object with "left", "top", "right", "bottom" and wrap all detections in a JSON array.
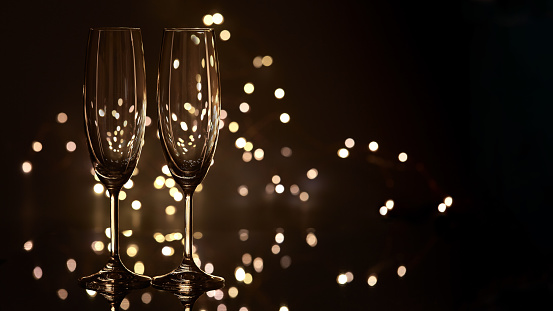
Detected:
[
  {"left": 152, "top": 258, "right": 224, "bottom": 293},
  {"left": 78, "top": 256, "right": 151, "bottom": 291}
]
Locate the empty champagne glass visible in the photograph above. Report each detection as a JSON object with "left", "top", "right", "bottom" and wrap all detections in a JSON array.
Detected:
[
  {"left": 152, "top": 28, "right": 224, "bottom": 292},
  {"left": 80, "top": 27, "right": 150, "bottom": 290}
]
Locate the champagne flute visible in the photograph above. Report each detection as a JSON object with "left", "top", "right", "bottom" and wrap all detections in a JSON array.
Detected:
[
  {"left": 152, "top": 28, "right": 224, "bottom": 292},
  {"left": 80, "top": 27, "right": 150, "bottom": 290}
]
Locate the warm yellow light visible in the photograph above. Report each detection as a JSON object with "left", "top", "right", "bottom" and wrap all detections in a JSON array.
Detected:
[
  {"left": 134, "top": 261, "right": 145, "bottom": 274},
  {"left": 397, "top": 265, "right": 407, "bottom": 277},
  {"left": 379, "top": 206, "right": 388, "bottom": 216},
  {"left": 22, "top": 161, "right": 32, "bottom": 173},
  {"left": 57, "top": 289, "right": 68, "bottom": 300},
  {"left": 220, "top": 30, "right": 231, "bottom": 41},
  {"left": 203, "top": 14, "right": 213, "bottom": 26},
  {"left": 253, "top": 56, "right": 263, "bottom": 68},
  {"left": 228, "top": 287, "right": 238, "bottom": 298},
  {"left": 153, "top": 232, "right": 165, "bottom": 243},
  {"left": 274, "top": 88, "right": 285, "bottom": 99},
  {"left": 122, "top": 230, "right": 133, "bottom": 237},
  {"left": 307, "top": 168, "right": 318, "bottom": 179},
  {"left": 162, "top": 246, "right": 174, "bottom": 256},
  {"left": 368, "top": 141, "right": 379, "bottom": 151},
  {"left": 165, "top": 178, "right": 176, "bottom": 188},
  {"left": 86, "top": 289, "right": 97, "bottom": 297},
  {"left": 154, "top": 176, "right": 165, "bottom": 189},
  {"left": 398, "top": 152, "right": 408, "bottom": 162},
  {"left": 299, "top": 192, "right": 309, "bottom": 202},
  {"left": 280, "top": 113, "right": 290, "bottom": 123},
  {"left": 386, "top": 199, "right": 394, "bottom": 209},
  {"left": 244, "top": 273, "right": 253, "bottom": 284},
  {"left": 242, "top": 253, "right": 252, "bottom": 266},
  {"left": 238, "top": 185, "right": 248, "bottom": 196},
  {"left": 244, "top": 142, "right": 253, "bottom": 151},
  {"left": 279, "top": 306, "right": 289, "bottom": 311},
  {"left": 66, "top": 259, "right": 76, "bottom": 272},
  {"left": 65, "top": 141, "right": 77, "bottom": 152},
  {"left": 229, "top": 121, "right": 239, "bottom": 133},
  {"left": 337, "top": 148, "right": 349, "bottom": 158},
  {"left": 122, "top": 179, "right": 133, "bottom": 190},
  {"left": 212, "top": 13, "right": 224, "bottom": 24},
  {"left": 438, "top": 203, "right": 447, "bottom": 213},
  {"left": 119, "top": 191, "right": 126, "bottom": 200},
  {"left": 235, "top": 137, "right": 247, "bottom": 148},
  {"left": 244, "top": 83, "right": 254, "bottom": 94},
  {"left": 131, "top": 200, "right": 141, "bottom": 210},
  {"left": 93, "top": 183, "right": 104, "bottom": 194},
  {"left": 254, "top": 148, "right": 264, "bottom": 160},
  {"left": 174, "top": 191, "right": 183, "bottom": 202},
  {"left": 306, "top": 232, "right": 317, "bottom": 247},
  {"left": 57, "top": 112, "right": 68, "bottom": 123},
  {"left": 275, "top": 233, "right": 284, "bottom": 244},
  {"left": 173, "top": 59, "right": 180, "bottom": 69},
  {"left": 235, "top": 267, "right": 246, "bottom": 281},
  {"left": 24, "top": 240, "right": 33, "bottom": 251},
  {"left": 239, "top": 102, "right": 250, "bottom": 113},
  {"left": 253, "top": 257, "right": 263, "bottom": 272},
  {"left": 368, "top": 274, "right": 378, "bottom": 286},
  {"left": 196, "top": 184, "right": 203, "bottom": 192},
  {"left": 141, "top": 292, "right": 152, "bottom": 304},
  {"left": 194, "top": 231, "right": 203, "bottom": 239},
  {"left": 166, "top": 205, "right": 176, "bottom": 215},
  {"left": 91, "top": 241, "right": 104, "bottom": 252},
  {"left": 444, "top": 196, "right": 453, "bottom": 207},
  {"left": 271, "top": 175, "right": 281, "bottom": 184},
  {"left": 262, "top": 56, "right": 273, "bottom": 66},
  {"left": 169, "top": 187, "right": 179, "bottom": 197},
  {"left": 32, "top": 141, "right": 42, "bottom": 152},
  {"left": 127, "top": 244, "right": 138, "bottom": 257},
  {"left": 345, "top": 138, "right": 355, "bottom": 148},
  {"left": 337, "top": 274, "right": 347, "bottom": 285}
]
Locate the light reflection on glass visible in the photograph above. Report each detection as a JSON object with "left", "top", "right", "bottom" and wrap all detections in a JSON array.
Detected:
[{"left": 173, "top": 59, "right": 180, "bottom": 69}]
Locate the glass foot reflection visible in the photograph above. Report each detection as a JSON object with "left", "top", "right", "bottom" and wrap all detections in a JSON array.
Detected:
[
  {"left": 152, "top": 258, "right": 224, "bottom": 292},
  {"left": 79, "top": 256, "right": 151, "bottom": 291}
]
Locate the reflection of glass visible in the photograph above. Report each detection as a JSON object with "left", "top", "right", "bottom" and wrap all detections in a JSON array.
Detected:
[
  {"left": 152, "top": 28, "right": 224, "bottom": 292},
  {"left": 79, "top": 27, "right": 150, "bottom": 291}
]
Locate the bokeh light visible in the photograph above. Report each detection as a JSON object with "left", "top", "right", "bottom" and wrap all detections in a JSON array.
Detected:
[
  {"left": 368, "top": 141, "right": 379, "bottom": 151},
  {"left": 274, "top": 88, "right": 285, "bottom": 99},
  {"left": 244, "top": 83, "right": 254, "bottom": 94}
]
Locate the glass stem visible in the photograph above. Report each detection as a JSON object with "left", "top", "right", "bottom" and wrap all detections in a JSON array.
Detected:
[
  {"left": 110, "top": 189, "right": 120, "bottom": 259},
  {"left": 184, "top": 193, "right": 193, "bottom": 260}
]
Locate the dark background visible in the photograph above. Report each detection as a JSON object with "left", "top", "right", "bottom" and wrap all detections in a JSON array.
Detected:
[{"left": 2, "top": 0, "right": 553, "bottom": 309}]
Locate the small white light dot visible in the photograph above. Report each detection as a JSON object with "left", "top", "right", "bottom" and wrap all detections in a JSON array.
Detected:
[
  {"left": 235, "top": 137, "right": 247, "bottom": 149},
  {"left": 444, "top": 196, "right": 453, "bottom": 207},
  {"left": 262, "top": 56, "right": 273, "bottom": 66},
  {"left": 337, "top": 274, "right": 347, "bottom": 285},
  {"left": 32, "top": 141, "right": 43, "bottom": 152},
  {"left": 33, "top": 266, "right": 43, "bottom": 279},
  {"left": 235, "top": 267, "right": 246, "bottom": 282},
  {"left": 24, "top": 240, "right": 33, "bottom": 251},
  {"left": 57, "top": 112, "right": 68, "bottom": 123},
  {"left": 212, "top": 13, "right": 224, "bottom": 24},
  {"left": 368, "top": 274, "right": 378, "bottom": 286},
  {"left": 438, "top": 203, "right": 447, "bottom": 213},
  {"left": 66, "top": 141, "right": 76, "bottom": 152},
  {"left": 244, "top": 83, "right": 254, "bottom": 94},
  {"left": 299, "top": 192, "right": 309, "bottom": 202},
  {"left": 280, "top": 113, "right": 290, "bottom": 123},
  {"left": 386, "top": 200, "right": 394, "bottom": 209},
  {"left": 22, "top": 161, "right": 32, "bottom": 173},
  {"left": 379, "top": 206, "right": 388, "bottom": 216},
  {"left": 368, "top": 141, "right": 379, "bottom": 152},
  {"left": 398, "top": 152, "right": 408, "bottom": 162},
  {"left": 307, "top": 168, "right": 318, "bottom": 179},
  {"left": 203, "top": 14, "right": 213, "bottom": 26},
  {"left": 238, "top": 185, "right": 248, "bottom": 196},
  {"left": 397, "top": 265, "right": 407, "bottom": 277},
  {"left": 275, "top": 184, "right": 285, "bottom": 193},
  {"left": 338, "top": 148, "right": 349, "bottom": 158},
  {"left": 345, "top": 138, "right": 355, "bottom": 148},
  {"left": 275, "top": 232, "right": 284, "bottom": 244},
  {"left": 66, "top": 259, "right": 77, "bottom": 272},
  {"left": 239, "top": 102, "right": 250, "bottom": 113},
  {"left": 274, "top": 88, "right": 285, "bottom": 99},
  {"left": 220, "top": 30, "right": 231, "bottom": 41},
  {"left": 254, "top": 148, "right": 264, "bottom": 160},
  {"left": 131, "top": 200, "right": 141, "bottom": 210}
]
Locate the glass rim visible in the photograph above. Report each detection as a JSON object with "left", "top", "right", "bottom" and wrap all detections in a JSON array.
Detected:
[
  {"left": 90, "top": 27, "right": 141, "bottom": 31},
  {"left": 164, "top": 27, "right": 214, "bottom": 32}
]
